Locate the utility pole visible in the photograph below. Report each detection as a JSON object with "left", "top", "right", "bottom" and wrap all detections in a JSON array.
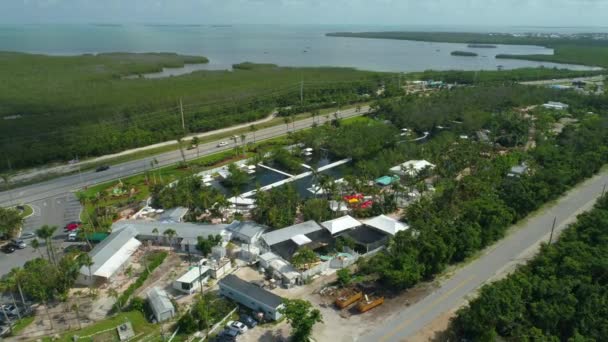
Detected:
[
  {"left": 300, "top": 80, "right": 304, "bottom": 105},
  {"left": 548, "top": 216, "right": 557, "bottom": 245},
  {"left": 179, "top": 98, "right": 186, "bottom": 133}
]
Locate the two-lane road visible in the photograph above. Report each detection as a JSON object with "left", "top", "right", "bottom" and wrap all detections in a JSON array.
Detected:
[
  {"left": 360, "top": 169, "right": 608, "bottom": 342},
  {"left": 0, "top": 106, "right": 369, "bottom": 207}
]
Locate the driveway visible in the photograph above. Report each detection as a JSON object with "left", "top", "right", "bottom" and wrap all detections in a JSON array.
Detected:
[{"left": 359, "top": 169, "right": 608, "bottom": 342}]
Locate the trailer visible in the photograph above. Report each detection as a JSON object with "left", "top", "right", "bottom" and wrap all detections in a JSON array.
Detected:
[
  {"left": 335, "top": 290, "right": 363, "bottom": 309},
  {"left": 357, "top": 294, "right": 384, "bottom": 313}
]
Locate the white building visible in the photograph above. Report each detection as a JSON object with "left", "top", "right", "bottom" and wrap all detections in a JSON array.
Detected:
[
  {"left": 390, "top": 160, "right": 436, "bottom": 177},
  {"left": 543, "top": 101, "right": 569, "bottom": 110},
  {"left": 77, "top": 226, "right": 141, "bottom": 286},
  {"left": 363, "top": 215, "right": 409, "bottom": 236},
  {"left": 173, "top": 265, "right": 210, "bottom": 295},
  {"left": 321, "top": 215, "right": 362, "bottom": 236}
]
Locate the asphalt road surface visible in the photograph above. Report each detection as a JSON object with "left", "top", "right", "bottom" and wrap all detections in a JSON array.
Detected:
[
  {"left": 0, "top": 194, "right": 81, "bottom": 276},
  {"left": 0, "top": 106, "right": 369, "bottom": 207},
  {"left": 360, "top": 169, "right": 608, "bottom": 342}
]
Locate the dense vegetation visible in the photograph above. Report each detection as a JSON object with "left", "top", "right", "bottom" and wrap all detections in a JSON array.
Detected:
[
  {"left": 0, "top": 207, "right": 24, "bottom": 238},
  {"left": 0, "top": 52, "right": 382, "bottom": 171},
  {"left": 449, "top": 195, "right": 608, "bottom": 341},
  {"left": 355, "top": 88, "right": 608, "bottom": 290},
  {"left": 327, "top": 31, "right": 608, "bottom": 68}
]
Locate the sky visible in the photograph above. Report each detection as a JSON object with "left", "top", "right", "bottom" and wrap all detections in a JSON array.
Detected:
[{"left": 1, "top": 0, "right": 607, "bottom": 27}]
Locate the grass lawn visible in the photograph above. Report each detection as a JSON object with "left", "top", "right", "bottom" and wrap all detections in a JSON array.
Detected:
[
  {"left": 19, "top": 204, "right": 33, "bottom": 218},
  {"left": 42, "top": 311, "right": 159, "bottom": 342},
  {"left": 11, "top": 316, "right": 35, "bottom": 335}
]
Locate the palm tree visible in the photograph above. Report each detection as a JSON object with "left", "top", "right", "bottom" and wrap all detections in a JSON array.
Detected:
[
  {"left": 152, "top": 227, "right": 159, "bottom": 245},
  {"left": 35, "top": 225, "right": 57, "bottom": 264},
  {"left": 77, "top": 253, "right": 94, "bottom": 294},
  {"left": 240, "top": 134, "right": 247, "bottom": 156},
  {"left": 230, "top": 136, "right": 239, "bottom": 157},
  {"left": 177, "top": 138, "right": 187, "bottom": 166},
  {"left": 192, "top": 136, "right": 200, "bottom": 158},
  {"left": 163, "top": 229, "right": 177, "bottom": 251},
  {"left": 31, "top": 238, "right": 44, "bottom": 259},
  {"left": 249, "top": 124, "right": 257, "bottom": 143},
  {"left": 71, "top": 302, "right": 82, "bottom": 330},
  {"left": 283, "top": 116, "right": 290, "bottom": 133},
  {"left": 7, "top": 268, "right": 27, "bottom": 309}
]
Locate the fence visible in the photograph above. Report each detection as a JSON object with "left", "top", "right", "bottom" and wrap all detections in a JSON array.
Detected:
[
  {"left": 199, "top": 306, "right": 238, "bottom": 341},
  {"left": 301, "top": 260, "right": 332, "bottom": 279}
]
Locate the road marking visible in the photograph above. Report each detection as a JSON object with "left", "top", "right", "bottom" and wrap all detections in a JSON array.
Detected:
[{"left": 380, "top": 274, "right": 476, "bottom": 342}]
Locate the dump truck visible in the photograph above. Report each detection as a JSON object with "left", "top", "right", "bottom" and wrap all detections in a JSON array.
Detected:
[
  {"left": 357, "top": 294, "right": 384, "bottom": 313},
  {"left": 335, "top": 289, "right": 363, "bottom": 309}
]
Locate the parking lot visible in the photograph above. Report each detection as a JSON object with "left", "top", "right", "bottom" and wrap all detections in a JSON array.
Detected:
[{"left": 0, "top": 193, "right": 82, "bottom": 277}]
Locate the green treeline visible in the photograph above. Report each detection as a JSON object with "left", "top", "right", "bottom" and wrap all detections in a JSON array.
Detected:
[
  {"left": 327, "top": 31, "right": 608, "bottom": 68},
  {"left": 0, "top": 52, "right": 382, "bottom": 171},
  {"left": 449, "top": 195, "right": 608, "bottom": 341},
  {"left": 355, "top": 86, "right": 608, "bottom": 290}
]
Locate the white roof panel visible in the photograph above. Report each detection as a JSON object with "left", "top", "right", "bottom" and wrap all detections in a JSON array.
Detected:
[
  {"left": 321, "top": 215, "right": 361, "bottom": 235},
  {"left": 363, "top": 215, "right": 409, "bottom": 236},
  {"left": 176, "top": 266, "right": 209, "bottom": 284},
  {"left": 291, "top": 234, "right": 312, "bottom": 246},
  {"left": 93, "top": 237, "right": 141, "bottom": 278}
]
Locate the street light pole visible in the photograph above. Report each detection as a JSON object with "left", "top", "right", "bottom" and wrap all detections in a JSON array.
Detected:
[{"left": 548, "top": 216, "right": 557, "bottom": 245}]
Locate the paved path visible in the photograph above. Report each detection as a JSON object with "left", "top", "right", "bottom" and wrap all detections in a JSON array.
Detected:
[
  {"left": 0, "top": 107, "right": 368, "bottom": 207},
  {"left": 360, "top": 169, "right": 608, "bottom": 342}
]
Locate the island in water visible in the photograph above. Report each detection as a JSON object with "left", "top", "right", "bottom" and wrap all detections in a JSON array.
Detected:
[
  {"left": 451, "top": 51, "right": 478, "bottom": 57},
  {"left": 467, "top": 43, "right": 497, "bottom": 48}
]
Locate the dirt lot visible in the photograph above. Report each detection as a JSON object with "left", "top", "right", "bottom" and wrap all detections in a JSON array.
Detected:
[{"left": 233, "top": 267, "right": 438, "bottom": 342}]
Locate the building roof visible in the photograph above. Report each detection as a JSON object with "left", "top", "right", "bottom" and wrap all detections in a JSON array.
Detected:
[
  {"left": 390, "top": 160, "right": 435, "bottom": 176},
  {"left": 220, "top": 274, "right": 283, "bottom": 309},
  {"left": 375, "top": 175, "right": 400, "bottom": 186},
  {"left": 261, "top": 221, "right": 323, "bottom": 246},
  {"left": 176, "top": 266, "right": 210, "bottom": 284},
  {"left": 81, "top": 226, "right": 141, "bottom": 279},
  {"left": 329, "top": 200, "right": 349, "bottom": 212},
  {"left": 321, "top": 215, "right": 362, "bottom": 235},
  {"left": 291, "top": 234, "right": 312, "bottom": 246},
  {"left": 113, "top": 220, "right": 230, "bottom": 245},
  {"left": 147, "top": 287, "right": 174, "bottom": 315},
  {"left": 363, "top": 215, "right": 409, "bottom": 236},
  {"left": 159, "top": 207, "right": 189, "bottom": 223},
  {"left": 226, "top": 221, "right": 269, "bottom": 241}
]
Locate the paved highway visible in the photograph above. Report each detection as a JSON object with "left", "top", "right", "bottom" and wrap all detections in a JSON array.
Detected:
[
  {"left": 360, "top": 169, "right": 608, "bottom": 342},
  {"left": 0, "top": 106, "right": 369, "bottom": 207}
]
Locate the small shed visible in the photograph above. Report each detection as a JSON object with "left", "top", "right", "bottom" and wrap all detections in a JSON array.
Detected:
[
  {"left": 147, "top": 287, "right": 175, "bottom": 322},
  {"left": 173, "top": 266, "right": 210, "bottom": 294}
]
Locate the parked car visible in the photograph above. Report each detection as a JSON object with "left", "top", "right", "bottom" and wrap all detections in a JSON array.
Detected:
[
  {"left": 226, "top": 321, "right": 248, "bottom": 334},
  {"left": 1, "top": 304, "right": 19, "bottom": 317},
  {"left": 67, "top": 232, "right": 78, "bottom": 241},
  {"left": 216, "top": 328, "right": 238, "bottom": 341},
  {"left": 10, "top": 239, "right": 26, "bottom": 249},
  {"left": 65, "top": 222, "right": 81, "bottom": 231},
  {"left": 19, "top": 232, "right": 36, "bottom": 240},
  {"left": 95, "top": 165, "right": 110, "bottom": 172},
  {"left": 1, "top": 245, "right": 15, "bottom": 254},
  {"left": 217, "top": 141, "right": 229, "bottom": 148},
  {"left": 239, "top": 315, "right": 257, "bottom": 329}
]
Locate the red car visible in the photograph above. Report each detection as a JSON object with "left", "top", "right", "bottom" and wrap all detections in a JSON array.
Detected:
[{"left": 65, "top": 222, "right": 81, "bottom": 231}]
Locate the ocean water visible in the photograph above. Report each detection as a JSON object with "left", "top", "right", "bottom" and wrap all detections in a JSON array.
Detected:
[{"left": 0, "top": 24, "right": 600, "bottom": 72}]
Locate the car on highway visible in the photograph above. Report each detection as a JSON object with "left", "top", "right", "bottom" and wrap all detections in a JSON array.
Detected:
[
  {"left": 226, "top": 321, "right": 248, "bottom": 334},
  {"left": 1, "top": 245, "right": 16, "bottom": 254},
  {"left": 19, "top": 232, "right": 37, "bottom": 240},
  {"left": 10, "top": 239, "right": 26, "bottom": 249},
  {"left": 95, "top": 165, "right": 110, "bottom": 172},
  {"left": 217, "top": 141, "right": 229, "bottom": 148}
]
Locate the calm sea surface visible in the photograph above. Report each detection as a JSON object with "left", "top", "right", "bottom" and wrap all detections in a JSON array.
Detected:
[{"left": 0, "top": 24, "right": 600, "bottom": 72}]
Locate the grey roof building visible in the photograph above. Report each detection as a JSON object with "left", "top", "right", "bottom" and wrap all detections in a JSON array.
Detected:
[
  {"left": 147, "top": 287, "right": 175, "bottom": 322},
  {"left": 77, "top": 226, "right": 141, "bottom": 286},
  {"left": 219, "top": 274, "right": 284, "bottom": 321},
  {"left": 226, "top": 221, "right": 269, "bottom": 244},
  {"left": 261, "top": 221, "right": 324, "bottom": 246},
  {"left": 159, "top": 207, "right": 189, "bottom": 223},
  {"left": 114, "top": 220, "right": 231, "bottom": 249}
]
